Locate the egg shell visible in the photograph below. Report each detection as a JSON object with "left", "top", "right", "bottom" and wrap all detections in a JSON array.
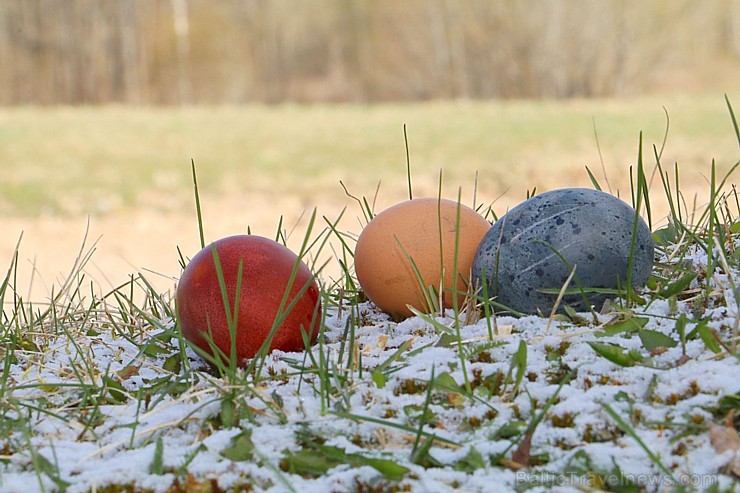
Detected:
[
  {"left": 176, "top": 235, "right": 321, "bottom": 366},
  {"left": 472, "top": 188, "right": 654, "bottom": 315},
  {"left": 354, "top": 198, "right": 491, "bottom": 319}
]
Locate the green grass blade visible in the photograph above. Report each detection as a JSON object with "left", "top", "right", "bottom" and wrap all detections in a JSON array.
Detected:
[
  {"left": 602, "top": 402, "right": 684, "bottom": 490},
  {"left": 726, "top": 94, "right": 740, "bottom": 150},
  {"left": 191, "top": 159, "right": 205, "bottom": 249},
  {"left": 410, "top": 366, "right": 435, "bottom": 460},
  {"left": 584, "top": 165, "right": 603, "bottom": 191},
  {"left": 404, "top": 123, "right": 413, "bottom": 200}
]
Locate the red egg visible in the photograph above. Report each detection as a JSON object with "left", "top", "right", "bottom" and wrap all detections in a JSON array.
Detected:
[{"left": 176, "top": 235, "right": 322, "bottom": 366}]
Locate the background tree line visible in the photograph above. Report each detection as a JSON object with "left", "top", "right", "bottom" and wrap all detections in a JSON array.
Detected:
[{"left": 1, "top": 0, "right": 739, "bottom": 105}]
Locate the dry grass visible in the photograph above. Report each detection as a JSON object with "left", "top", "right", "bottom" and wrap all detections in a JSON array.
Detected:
[{"left": 0, "top": 94, "right": 738, "bottom": 299}]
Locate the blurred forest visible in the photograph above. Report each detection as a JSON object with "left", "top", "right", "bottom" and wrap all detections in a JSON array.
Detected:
[{"left": 1, "top": 0, "right": 739, "bottom": 104}]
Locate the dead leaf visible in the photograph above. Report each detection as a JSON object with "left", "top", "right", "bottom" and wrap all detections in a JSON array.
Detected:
[
  {"left": 499, "top": 458, "right": 526, "bottom": 470},
  {"left": 116, "top": 364, "right": 140, "bottom": 380},
  {"left": 351, "top": 343, "right": 360, "bottom": 371},
  {"left": 708, "top": 421, "right": 740, "bottom": 477},
  {"left": 376, "top": 334, "right": 389, "bottom": 351},
  {"left": 374, "top": 428, "right": 389, "bottom": 448},
  {"left": 447, "top": 392, "right": 466, "bottom": 408},
  {"left": 166, "top": 473, "right": 224, "bottom": 493},
  {"left": 496, "top": 325, "right": 514, "bottom": 336},
  {"left": 650, "top": 347, "right": 669, "bottom": 357},
  {"left": 510, "top": 429, "right": 533, "bottom": 468}
]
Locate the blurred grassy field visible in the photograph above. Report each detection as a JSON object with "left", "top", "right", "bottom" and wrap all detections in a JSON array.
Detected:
[
  {"left": 0, "top": 93, "right": 738, "bottom": 298},
  {"left": 2, "top": 94, "right": 739, "bottom": 216}
]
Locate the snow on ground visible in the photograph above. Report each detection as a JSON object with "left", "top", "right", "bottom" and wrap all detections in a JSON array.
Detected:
[{"left": 1, "top": 244, "right": 739, "bottom": 493}]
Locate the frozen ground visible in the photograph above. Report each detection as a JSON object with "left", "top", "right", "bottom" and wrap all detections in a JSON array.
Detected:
[{"left": 1, "top": 239, "right": 739, "bottom": 493}]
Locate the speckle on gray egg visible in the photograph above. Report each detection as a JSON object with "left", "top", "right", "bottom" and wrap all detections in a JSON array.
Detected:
[{"left": 472, "top": 188, "right": 654, "bottom": 315}]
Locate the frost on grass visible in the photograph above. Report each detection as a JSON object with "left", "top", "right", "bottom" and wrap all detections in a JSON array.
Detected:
[{"left": 1, "top": 226, "right": 739, "bottom": 493}]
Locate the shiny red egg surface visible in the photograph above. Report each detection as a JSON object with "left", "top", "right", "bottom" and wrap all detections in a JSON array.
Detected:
[{"left": 176, "top": 235, "right": 321, "bottom": 366}]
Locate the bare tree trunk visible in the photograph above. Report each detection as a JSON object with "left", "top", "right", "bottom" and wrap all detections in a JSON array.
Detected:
[
  {"left": 726, "top": 0, "right": 740, "bottom": 55},
  {"left": 350, "top": 0, "right": 375, "bottom": 101},
  {"left": 121, "top": 0, "right": 142, "bottom": 104},
  {"left": 542, "top": 0, "right": 566, "bottom": 97},
  {"left": 170, "top": 0, "right": 191, "bottom": 104},
  {"left": 0, "top": 2, "right": 19, "bottom": 104},
  {"left": 445, "top": 0, "right": 470, "bottom": 98},
  {"left": 0, "top": 0, "right": 736, "bottom": 104},
  {"left": 427, "top": 0, "right": 453, "bottom": 97}
]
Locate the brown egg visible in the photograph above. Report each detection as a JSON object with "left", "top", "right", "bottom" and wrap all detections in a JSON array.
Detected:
[{"left": 354, "top": 198, "right": 491, "bottom": 319}]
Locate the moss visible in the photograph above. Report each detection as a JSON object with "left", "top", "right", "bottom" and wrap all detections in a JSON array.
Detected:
[
  {"left": 599, "top": 375, "right": 621, "bottom": 386},
  {"left": 582, "top": 423, "right": 598, "bottom": 443},
  {"left": 558, "top": 340, "right": 571, "bottom": 355},
  {"left": 471, "top": 370, "right": 505, "bottom": 396},
  {"left": 545, "top": 345, "right": 559, "bottom": 361},
  {"left": 582, "top": 423, "right": 623, "bottom": 443},
  {"left": 352, "top": 477, "right": 411, "bottom": 493},
  {"left": 88, "top": 475, "right": 231, "bottom": 493},
  {"left": 666, "top": 393, "right": 681, "bottom": 406},
  {"left": 583, "top": 376, "right": 593, "bottom": 390},
  {"left": 348, "top": 432, "right": 383, "bottom": 449},
  {"left": 545, "top": 341, "right": 571, "bottom": 361},
  {"left": 672, "top": 442, "right": 688, "bottom": 456},
  {"left": 665, "top": 381, "right": 701, "bottom": 406},
  {"left": 545, "top": 362, "right": 573, "bottom": 385},
  {"left": 473, "top": 351, "right": 493, "bottom": 363},
  {"left": 686, "top": 380, "right": 700, "bottom": 397},
  {"left": 393, "top": 379, "right": 428, "bottom": 396},
  {"left": 0, "top": 441, "right": 12, "bottom": 460},
  {"left": 529, "top": 452, "right": 550, "bottom": 466},
  {"left": 471, "top": 367, "right": 484, "bottom": 388},
  {"left": 554, "top": 439, "right": 576, "bottom": 450},
  {"left": 550, "top": 412, "right": 575, "bottom": 428},
  {"left": 265, "top": 366, "right": 290, "bottom": 383}
]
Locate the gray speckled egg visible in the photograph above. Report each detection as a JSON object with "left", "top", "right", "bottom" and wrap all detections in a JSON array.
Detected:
[{"left": 472, "top": 188, "right": 654, "bottom": 314}]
